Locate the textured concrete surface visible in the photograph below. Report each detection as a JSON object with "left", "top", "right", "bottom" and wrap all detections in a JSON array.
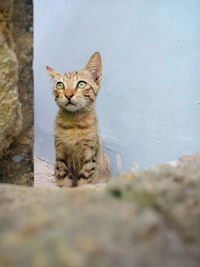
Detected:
[
  {"left": 0, "top": 2, "right": 22, "bottom": 158},
  {"left": 0, "top": 153, "right": 200, "bottom": 267},
  {"left": 0, "top": 0, "right": 33, "bottom": 185}
]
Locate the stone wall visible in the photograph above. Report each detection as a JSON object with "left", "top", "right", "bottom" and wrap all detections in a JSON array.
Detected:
[{"left": 0, "top": 0, "right": 33, "bottom": 185}]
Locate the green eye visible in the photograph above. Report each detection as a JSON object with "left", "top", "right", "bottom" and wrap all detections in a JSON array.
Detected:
[
  {"left": 56, "top": 82, "right": 64, "bottom": 89},
  {"left": 77, "top": 81, "right": 87, "bottom": 89}
]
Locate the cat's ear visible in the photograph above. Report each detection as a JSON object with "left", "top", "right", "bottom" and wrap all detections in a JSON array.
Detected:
[
  {"left": 46, "top": 66, "right": 60, "bottom": 80},
  {"left": 83, "top": 52, "right": 102, "bottom": 83}
]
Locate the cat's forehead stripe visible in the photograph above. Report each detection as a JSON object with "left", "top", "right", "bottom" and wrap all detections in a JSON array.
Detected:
[
  {"left": 64, "top": 71, "right": 77, "bottom": 79},
  {"left": 64, "top": 72, "right": 69, "bottom": 79}
]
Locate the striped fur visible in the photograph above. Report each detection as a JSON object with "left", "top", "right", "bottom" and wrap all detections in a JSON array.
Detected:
[{"left": 46, "top": 52, "right": 111, "bottom": 187}]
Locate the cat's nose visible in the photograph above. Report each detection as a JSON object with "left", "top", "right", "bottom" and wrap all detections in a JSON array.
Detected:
[{"left": 65, "top": 92, "right": 73, "bottom": 100}]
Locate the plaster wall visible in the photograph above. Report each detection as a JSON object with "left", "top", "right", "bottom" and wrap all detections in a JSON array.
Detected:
[{"left": 34, "top": 0, "right": 200, "bottom": 174}]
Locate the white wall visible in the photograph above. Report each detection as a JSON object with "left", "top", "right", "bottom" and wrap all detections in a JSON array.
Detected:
[{"left": 34, "top": 0, "right": 200, "bottom": 174}]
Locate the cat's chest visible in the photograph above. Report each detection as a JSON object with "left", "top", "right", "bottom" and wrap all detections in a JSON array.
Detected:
[
  {"left": 59, "top": 128, "right": 88, "bottom": 144},
  {"left": 55, "top": 122, "right": 96, "bottom": 149}
]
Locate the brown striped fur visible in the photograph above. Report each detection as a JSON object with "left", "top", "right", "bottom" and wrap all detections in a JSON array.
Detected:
[{"left": 46, "top": 52, "right": 111, "bottom": 187}]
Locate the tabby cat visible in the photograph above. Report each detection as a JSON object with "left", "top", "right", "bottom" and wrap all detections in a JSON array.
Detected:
[{"left": 46, "top": 52, "right": 111, "bottom": 187}]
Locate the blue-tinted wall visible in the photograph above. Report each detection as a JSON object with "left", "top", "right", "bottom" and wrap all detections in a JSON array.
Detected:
[{"left": 34, "top": 0, "right": 200, "bottom": 174}]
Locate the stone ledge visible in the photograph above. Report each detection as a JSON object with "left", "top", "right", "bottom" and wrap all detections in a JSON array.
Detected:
[{"left": 0, "top": 153, "right": 200, "bottom": 267}]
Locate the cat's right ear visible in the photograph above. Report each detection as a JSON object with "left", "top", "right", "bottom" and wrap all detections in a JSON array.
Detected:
[
  {"left": 46, "top": 66, "right": 60, "bottom": 80},
  {"left": 83, "top": 52, "right": 102, "bottom": 84}
]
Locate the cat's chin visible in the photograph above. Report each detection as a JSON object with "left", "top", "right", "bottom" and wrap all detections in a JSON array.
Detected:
[{"left": 63, "top": 103, "right": 81, "bottom": 112}]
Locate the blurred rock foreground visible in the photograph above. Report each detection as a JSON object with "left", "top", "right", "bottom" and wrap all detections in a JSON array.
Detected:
[
  {"left": 0, "top": 0, "right": 33, "bottom": 185},
  {"left": 0, "top": 153, "right": 200, "bottom": 267}
]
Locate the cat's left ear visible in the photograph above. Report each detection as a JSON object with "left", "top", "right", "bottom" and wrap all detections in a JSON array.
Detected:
[
  {"left": 83, "top": 52, "right": 102, "bottom": 84},
  {"left": 46, "top": 66, "right": 60, "bottom": 80}
]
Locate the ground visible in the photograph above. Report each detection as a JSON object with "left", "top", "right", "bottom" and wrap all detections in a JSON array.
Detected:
[
  {"left": 0, "top": 153, "right": 200, "bottom": 267},
  {"left": 34, "top": 156, "right": 56, "bottom": 188}
]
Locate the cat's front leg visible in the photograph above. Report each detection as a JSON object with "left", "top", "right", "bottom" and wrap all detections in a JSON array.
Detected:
[
  {"left": 55, "top": 158, "right": 73, "bottom": 187},
  {"left": 54, "top": 147, "right": 73, "bottom": 187},
  {"left": 78, "top": 154, "right": 97, "bottom": 186}
]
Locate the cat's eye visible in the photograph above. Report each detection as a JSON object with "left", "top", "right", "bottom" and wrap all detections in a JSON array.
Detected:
[
  {"left": 56, "top": 82, "right": 65, "bottom": 90},
  {"left": 77, "top": 81, "right": 87, "bottom": 89}
]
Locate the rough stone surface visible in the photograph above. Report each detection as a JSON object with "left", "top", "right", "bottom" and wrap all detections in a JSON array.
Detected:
[
  {"left": 0, "top": 2, "right": 22, "bottom": 158},
  {"left": 0, "top": 0, "right": 33, "bottom": 185},
  {"left": 0, "top": 153, "right": 200, "bottom": 267}
]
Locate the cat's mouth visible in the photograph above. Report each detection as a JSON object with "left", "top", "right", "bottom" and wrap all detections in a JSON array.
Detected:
[
  {"left": 66, "top": 100, "right": 75, "bottom": 106},
  {"left": 64, "top": 101, "right": 80, "bottom": 112}
]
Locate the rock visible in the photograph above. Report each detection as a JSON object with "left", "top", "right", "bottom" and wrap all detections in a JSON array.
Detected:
[
  {"left": 0, "top": 0, "right": 33, "bottom": 185},
  {"left": 0, "top": 153, "right": 200, "bottom": 267},
  {"left": 0, "top": 14, "right": 22, "bottom": 158},
  {"left": 0, "top": 0, "right": 15, "bottom": 48}
]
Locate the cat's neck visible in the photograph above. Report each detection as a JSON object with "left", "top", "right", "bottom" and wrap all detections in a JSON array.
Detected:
[{"left": 58, "top": 103, "right": 97, "bottom": 122}]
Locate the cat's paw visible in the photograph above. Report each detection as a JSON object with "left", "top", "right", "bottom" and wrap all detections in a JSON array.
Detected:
[
  {"left": 78, "top": 177, "right": 93, "bottom": 186},
  {"left": 55, "top": 161, "right": 68, "bottom": 179},
  {"left": 55, "top": 161, "right": 73, "bottom": 187},
  {"left": 56, "top": 177, "right": 72, "bottom": 188}
]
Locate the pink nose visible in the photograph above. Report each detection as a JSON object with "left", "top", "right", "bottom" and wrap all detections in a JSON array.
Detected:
[{"left": 65, "top": 92, "right": 73, "bottom": 99}]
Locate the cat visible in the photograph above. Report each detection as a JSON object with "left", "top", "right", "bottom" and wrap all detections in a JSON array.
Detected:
[{"left": 46, "top": 52, "right": 111, "bottom": 187}]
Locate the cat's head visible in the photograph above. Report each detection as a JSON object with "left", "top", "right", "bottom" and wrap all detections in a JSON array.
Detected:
[{"left": 46, "top": 52, "right": 102, "bottom": 112}]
